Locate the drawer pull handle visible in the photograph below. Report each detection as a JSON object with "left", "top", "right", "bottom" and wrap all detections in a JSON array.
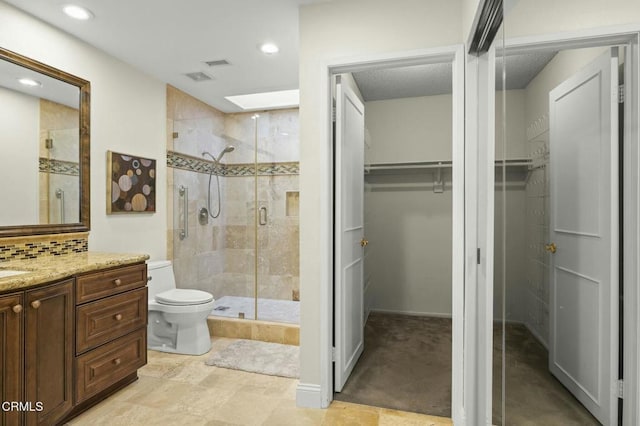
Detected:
[
  {"left": 31, "top": 300, "right": 41, "bottom": 309},
  {"left": 12, "top": 304, "right": 22, "bottom": 314},
  {"left": 114, "top": 278, "right": 122, "bottom": 286},
  {"left": 112, "top": 358, "right": 121, "bottom": 366},
  {"left": 114, "top": 313, "right": 123, "bottom": 321}
]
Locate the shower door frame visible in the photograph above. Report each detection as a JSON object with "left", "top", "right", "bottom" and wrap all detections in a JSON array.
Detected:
[
  {"left": 306, "top": 44, "right": 466, "bottom": 423},
  {"left": 482, "top": 26, "right": 640, "bottom": 426}
]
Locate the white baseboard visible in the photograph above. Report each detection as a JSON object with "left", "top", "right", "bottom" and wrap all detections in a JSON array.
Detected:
[{"left": 296, "top": 383, "right": 323, "bottom": 408}]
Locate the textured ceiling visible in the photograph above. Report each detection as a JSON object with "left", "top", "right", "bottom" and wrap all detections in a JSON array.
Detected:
[
  {"left": 497, "top": 51, "right": 557, "bottom": 90},
  {"left": 353, "top": 63, "right": 453, "bottom": 102},
  {"left": 352, "top": 51, "right": 557, "bottom": 102}
]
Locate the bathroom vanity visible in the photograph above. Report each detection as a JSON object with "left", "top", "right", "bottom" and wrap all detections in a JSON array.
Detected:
[{"left": 0, "top": 252, "right": 148, "bottom": 425}]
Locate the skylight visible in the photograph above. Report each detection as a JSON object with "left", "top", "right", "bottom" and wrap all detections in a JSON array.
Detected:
[{"left": 225, "top": 89, "right": 299, "bottom": 111}]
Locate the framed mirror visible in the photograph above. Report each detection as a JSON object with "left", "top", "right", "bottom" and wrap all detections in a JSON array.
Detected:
[{"left": 0, "top": 47, "right": 90, "bottom": 237}]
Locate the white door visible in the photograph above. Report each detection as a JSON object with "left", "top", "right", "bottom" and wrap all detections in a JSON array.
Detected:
[
  {"left": 334, "top": 81, "right": 365, "bottom": 392},
  {"left": 548, "top": 48, "right": 619, "bottom": 425}
]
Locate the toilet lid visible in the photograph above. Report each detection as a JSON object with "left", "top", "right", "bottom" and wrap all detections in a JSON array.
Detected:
[{"left": 155, "top": 289, "right": 214, "bottom": 306}]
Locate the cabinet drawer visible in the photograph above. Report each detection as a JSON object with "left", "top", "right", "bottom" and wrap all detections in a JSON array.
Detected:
[
  {"left": 76, "top": 287, "right": 147, "bottom": 354},
  {"left": 75, "top": 329, "right": 147, "bottom": 404},
  {"left": 76, "top": 263, "right": 147, "bottom": 304}
]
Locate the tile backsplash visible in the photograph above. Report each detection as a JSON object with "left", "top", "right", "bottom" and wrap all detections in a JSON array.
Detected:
[{"left": 0, "top": 232, "right": 88, "bottom": 261}]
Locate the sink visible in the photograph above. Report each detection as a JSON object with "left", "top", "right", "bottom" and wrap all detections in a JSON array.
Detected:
[{"left": 0, "top": 270, "right": 29, "bottom": 278}]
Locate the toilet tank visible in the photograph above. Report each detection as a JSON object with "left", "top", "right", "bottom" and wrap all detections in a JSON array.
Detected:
[{"left": 146, "top": 260, "right": 177, "bottom": 301}]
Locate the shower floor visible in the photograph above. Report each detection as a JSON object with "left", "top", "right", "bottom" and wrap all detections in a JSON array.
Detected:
[{"left": 211, "top": 296, "right": 299, "bottom": 324}]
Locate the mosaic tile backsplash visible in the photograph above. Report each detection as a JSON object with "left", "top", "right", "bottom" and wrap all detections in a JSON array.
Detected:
[
  {"left": 167, "top": 150, "right": 299, "bottom": 176},
  {"left": 0, "top": 233, "right": 88, "bottom": 261}
]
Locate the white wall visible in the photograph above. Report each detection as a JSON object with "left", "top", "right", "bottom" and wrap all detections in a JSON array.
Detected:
[
  {"left": 366, "top": 95, "right": 453, "bottom": 163},
  {"left": 504, "top": 0, "right": 640, "bottom": 38},
  {"left": 0, "top": 86, "right": 39, "bottom": 225},
  {"left": 0, "top": 2, "right": 167, "bottom": 259},
  {"left": 364, "top": 95, "right": 453, "bottom": 316},
  {"left": 299, "top": 0, "right": 463, "bottom": 390},
  {"left": 462, "top": 0, "right": 482, "bottom": 42}
]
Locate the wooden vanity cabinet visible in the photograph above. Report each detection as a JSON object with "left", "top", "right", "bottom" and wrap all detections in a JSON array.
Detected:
[
  {"left": 74, "top": 264, "right": 147, "bottom": 404},
  {"left": 0, "top": 292, "right": 24, "bottom": 426},
  {"left": 25, "top": 280, "right": 74, "bottom": 426},
  {"left": 0, "top": 261, "right": 148, "bottom": 426},
  {"left": 0, "top": 280, "right": 74, "bottom": 426}
]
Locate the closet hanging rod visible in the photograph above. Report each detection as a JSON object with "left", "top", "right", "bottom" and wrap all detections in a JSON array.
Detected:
[
  {"left": 366, "top": 158, "right": 532, "bottom": 172},
  {"left": 366, "top": 161, "right": 452, "bottom": 171}
]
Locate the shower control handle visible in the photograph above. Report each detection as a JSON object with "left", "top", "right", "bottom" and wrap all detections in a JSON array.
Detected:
[{"left": 259, "top": 206, "right": 267, "bottom": 226}]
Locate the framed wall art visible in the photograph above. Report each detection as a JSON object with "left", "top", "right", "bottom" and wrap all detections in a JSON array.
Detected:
[{"left": 107, "top": 150, "right": 156, "bottom": 214}]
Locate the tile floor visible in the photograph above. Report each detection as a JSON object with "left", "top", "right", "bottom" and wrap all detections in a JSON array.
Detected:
[{"left": 67, "top": 337, "right": 452, "bottom": 426}]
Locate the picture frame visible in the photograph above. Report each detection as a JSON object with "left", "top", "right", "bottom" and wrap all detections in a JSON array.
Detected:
[{"left": 107, "top": 150, "right": 156, "bottom": 214}]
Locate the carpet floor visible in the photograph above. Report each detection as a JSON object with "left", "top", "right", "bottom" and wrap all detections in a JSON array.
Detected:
[
  {"left": 334, "top": 313, "right": 452, "bottom": 417},
  {"left": 492, "top": 323, "right": 599, "bottom": 425},
  {"left": 335, "top": 312, "right": 600, "bottom": 424}
]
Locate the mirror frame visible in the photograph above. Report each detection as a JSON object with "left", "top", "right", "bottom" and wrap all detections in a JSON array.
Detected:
[{"left": 0, "top": 47, "right": 90, "bottom": 237}]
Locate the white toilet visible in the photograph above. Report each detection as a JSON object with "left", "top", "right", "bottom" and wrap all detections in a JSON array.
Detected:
[{"left": 146, "top": 260, "right": 215, "bottom": 355}]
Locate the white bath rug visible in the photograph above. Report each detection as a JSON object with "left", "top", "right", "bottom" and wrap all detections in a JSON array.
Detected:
[{"left": 205, "top": 339, "right": 299, "bottom": 378}]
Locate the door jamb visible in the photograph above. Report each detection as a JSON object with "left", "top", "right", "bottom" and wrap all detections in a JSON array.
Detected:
[
  {"left": 483, "top": 25, "right": 640, "bottom": 426},
  {"left": 314, "top": 44, "right": 466, "bottom": 424}
]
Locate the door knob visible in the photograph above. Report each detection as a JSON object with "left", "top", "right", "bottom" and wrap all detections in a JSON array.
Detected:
[
  {"left": 360, "top": 238, "right": 369, "bottom": 247},
  {"left": 545, "top": 243, "right": 557, "bottom": 254},
  {"left": 30, "top": 300, "right": 41, "bottom": 309},
  {"left": 12, "top": 304, "right": 22, "bottom": 314}
]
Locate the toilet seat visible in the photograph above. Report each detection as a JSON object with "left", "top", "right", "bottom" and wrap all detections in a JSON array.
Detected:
[{"left": 155, "top": 289, "right": 213, "bottom": 306}]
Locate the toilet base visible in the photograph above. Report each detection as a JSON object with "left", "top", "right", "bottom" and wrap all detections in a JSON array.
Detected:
[{"left": 148, "top": 317, "right": 212, "bottom": 356}]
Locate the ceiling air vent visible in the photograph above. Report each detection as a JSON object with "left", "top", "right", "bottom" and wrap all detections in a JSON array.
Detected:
[
  {"left": 204, "top": 59, "right": 231, "bottom": 67},
  {"left": 185, "top": 72, "right": 213, "bottom": 82}
]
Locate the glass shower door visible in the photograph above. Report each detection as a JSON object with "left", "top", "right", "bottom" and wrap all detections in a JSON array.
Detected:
[{"left": 255, "top": 109, "right": 300, "bottom": 324}]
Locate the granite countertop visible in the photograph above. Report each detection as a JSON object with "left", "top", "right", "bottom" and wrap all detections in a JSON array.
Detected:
[{"left": 0, "top": 251, "right": 149, "bottom": 293}]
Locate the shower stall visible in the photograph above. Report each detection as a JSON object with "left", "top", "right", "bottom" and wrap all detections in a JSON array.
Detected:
[{"left": 167, "top": 93, "right": 300, "bottom": 325}]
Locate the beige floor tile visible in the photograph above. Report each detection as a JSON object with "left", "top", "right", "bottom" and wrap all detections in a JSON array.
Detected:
[
  {"left": 205, "top": 392, "right": 281, "bottom": 425},
  {"left": 66, "top": 338, "right": 453, "bottom": 426},
  {"left": 322, "top": 401, "right": 380, "bottom": 425},
  {"left": 378, "top": 407, "right": 453, "bottom": 426}
]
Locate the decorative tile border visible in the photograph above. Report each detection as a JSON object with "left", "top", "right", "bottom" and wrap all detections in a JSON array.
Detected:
[
  {"left": 0, "top": 233, "right": 88, "bottom": 261},
  {"left": 39, "top": 158, "right": 80, "bottom": 176},
  {"left": 167, "top": 151, "right": 224, "bottom": 175},
  {"left": 167, "top": 150, "right": 299, "bottom": 176}
]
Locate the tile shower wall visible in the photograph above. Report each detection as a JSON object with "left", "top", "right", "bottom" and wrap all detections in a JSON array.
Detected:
[
  {"left": 38, "top": 99, "right": 80, "bottom": 225},
  {"left": 166, "top": 86, "right": 299, "bottom": 304},
  {"left": 524, "top": 114, "right": 550, "bottom": 347},
  {"left": 166, "top": 86, "right": 226, "bottom": 296}
]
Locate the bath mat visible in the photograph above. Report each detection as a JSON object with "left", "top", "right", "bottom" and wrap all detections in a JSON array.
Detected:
[{"left": 205, "top": 339, "right": 299, "bottom": 378}]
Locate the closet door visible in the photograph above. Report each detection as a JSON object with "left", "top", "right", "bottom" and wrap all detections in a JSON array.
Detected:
[
  {"left": 334, "top": 82, "right": 365, "bottom": 392},
  {"left": 548, "top": 48, "right": 619, "bottom": 425}
]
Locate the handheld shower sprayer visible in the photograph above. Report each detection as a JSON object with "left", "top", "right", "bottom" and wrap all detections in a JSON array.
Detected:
[
  {"left": 201, "top": 145, "right": 235, "bottom": 219},
  {"left": 202, "top": 145, "right": 235, "bottom": 163}
]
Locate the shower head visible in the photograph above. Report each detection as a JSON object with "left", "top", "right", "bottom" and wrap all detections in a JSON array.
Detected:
[
  {"left": 202, "top": 145, "right": 235, "bottom": 163},
  {"left": 215, "top": 145, "right": 235, "bottom": 162}
]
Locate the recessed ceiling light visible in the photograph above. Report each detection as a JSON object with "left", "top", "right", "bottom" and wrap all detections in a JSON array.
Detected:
[
  {"left": 18, "top": 78, "right": 42, "bottom": 87},
  {"left": 259, "top": 43, "right": 279, "bottom": 55},
  {"left": 62, "top": 4, "right": 94, "bottom": 20},
  {"left": 225, "top": 89, "right": 299, "bottom": 111}
]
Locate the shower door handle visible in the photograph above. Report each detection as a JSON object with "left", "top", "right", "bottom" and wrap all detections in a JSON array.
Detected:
[{"left": 259, "top": 206, "right": 267, "bottom": 225}]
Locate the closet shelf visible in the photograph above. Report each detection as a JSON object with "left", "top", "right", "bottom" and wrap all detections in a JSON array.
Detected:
[{"left": 365, "top": 158, "right": 532, "bottom": 175}]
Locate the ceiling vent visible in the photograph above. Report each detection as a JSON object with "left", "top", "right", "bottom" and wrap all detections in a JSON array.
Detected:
[
  {"left": 184, "top": 72, "right": 213, "bottom": 82},
  {"left": 204, "top": 59, "right": 231, "bottom": 67}
]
